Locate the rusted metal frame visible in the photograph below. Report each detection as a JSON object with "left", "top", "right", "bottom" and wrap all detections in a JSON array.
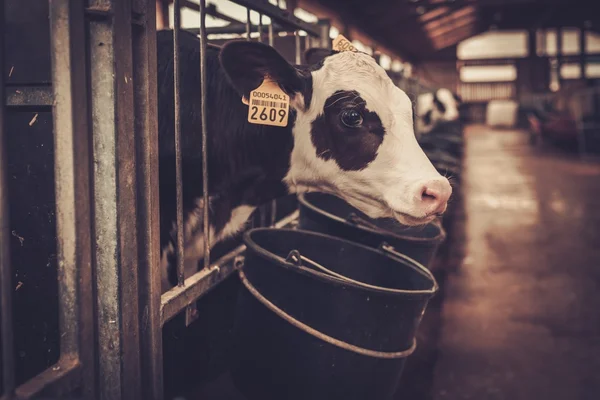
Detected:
[
  {"left": 0, "top": 0, "right": 15, "bottom": 397},
  {"left": 198, "top": 0, "right": 211, "bottom": 318},
  {"left": 47, "top": 0, "right": 96, "bottom": 398},
  {"left": 161, "top": 210, "right": 300, "bottom": 325},
  {"left": 13, "top": 357, "right": 81, "bottom": 400},
  {"left": 87, "top": 0, "right": 142, "bottom": 398},
  {"left": 132, "top": 0, "right": 163, "bottom": 398},
  {"left": 173, "top": 0, "right": 186, "bottom": 287}
]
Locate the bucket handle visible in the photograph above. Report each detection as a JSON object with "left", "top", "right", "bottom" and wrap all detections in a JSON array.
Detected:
[
  {"left": 378, "top": 242, "right": 438, "bottom": 290},
  {"left": 346, "top": 212, "right": 391, "bottom": 236},
  {"left": 239, "top": 269, "right": 417, "bottom": 359},
  {"left": 286, "top": 250, "right": 402, "bottom": 293},
  {"left": 286, "top": 249, "right": 436, "bottom": 295}
]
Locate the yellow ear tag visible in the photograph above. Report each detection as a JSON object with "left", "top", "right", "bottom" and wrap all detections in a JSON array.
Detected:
[
  {"left": 332, "top": 34, "right": 359, "bottom": 53},
  {"left": 245, "top": 79, "right": 290, "bottom": 127}
]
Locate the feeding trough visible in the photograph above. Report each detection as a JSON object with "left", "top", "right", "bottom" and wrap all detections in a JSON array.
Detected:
[
  {"left": 231, "top": 228, "right": 437, "bottom": 400},
  {"left": 298, "top": 192, "right": 446, "bottom": 268}
]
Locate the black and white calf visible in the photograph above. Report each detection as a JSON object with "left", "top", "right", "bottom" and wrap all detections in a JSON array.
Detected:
[
  {"left": 416, "top": 88, "right": 462, "bottom": 134},
  {"left": 157, "top": 30, "right": 452, "bottom": 291}
]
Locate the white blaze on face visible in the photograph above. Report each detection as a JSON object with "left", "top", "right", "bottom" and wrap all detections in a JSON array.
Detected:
[{"left": 286, "top": 51, "right": 451, "bottom": 226}]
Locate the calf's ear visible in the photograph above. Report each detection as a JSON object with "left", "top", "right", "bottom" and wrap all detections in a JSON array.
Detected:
[
  {"left": 304, "top": 47, "right": 336, "bottom": 65},
  {"left": 220, "top": 40, "right": 307, "bottom": 102}
]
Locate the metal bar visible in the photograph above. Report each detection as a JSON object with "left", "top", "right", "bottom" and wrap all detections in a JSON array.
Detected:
[
  {"left": 229, "top": 0, "right": 321, "bottom": 37},
  {"left": 580, "top": 26, "right": 587, "bottom": 80},
  {"left": 0, "top": 0, "right": 15, "bottom": 396},
  {"left": 246, "top": 8, "right": 252, "bottom": 40},
  {"left": 173, "top": 0, "right": 185, "bottom": 287},
  {"left": 49, "top": 0, "right": 95, "bottom": 398},
  {"left": 89, "top": 0, "right": 142, "bottom": 398},
  {"left": 5, "top": 86, "right": 53, "bottom": 107},
  {"left": 318, "top": 19, "right": 331, "bottom": 49},
  {"left": 161, "top": 210, "right": 300, "bottom": 325},
  {"left": 268, "top": 20, "right": 275, "bottom": 46},
  {"left": 14, "top": 357, "right": 80, "bottom": 399},
  {"left": 199, "top": 0, "right": 211, "bottom": 276},
  {"left": 258, "top": 14, "right": 263, "bottom": 43},
  {"left": 133, "top": 0, "right": 163, "bottom": 398},
  {"left": 268, "top": 17, "right": 278, "bottom": 226},
  {"left": 295, "top": 31, "right": 301, "bottom": 64}
]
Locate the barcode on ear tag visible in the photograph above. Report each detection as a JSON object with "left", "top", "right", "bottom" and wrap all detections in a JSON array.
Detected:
[
  {"left": 332, "top": 34, "right": 359, "bottom": 53},
  {"left": 247, "top": 79, "right": 289, "bottom": 127}
]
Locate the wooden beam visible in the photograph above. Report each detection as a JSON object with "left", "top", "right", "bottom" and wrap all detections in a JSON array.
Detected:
[
  {"left": 432, "top": 25, "right": 476, "bottom": 49},
  {"left": 418, "top": 6, "right": 451, "bottom": 24},
  {"left": 428, "top": 15, "right": 477, "bottom": 39},
  {"left": 424, "top": 5, "right": 477, "bottom": 31}
]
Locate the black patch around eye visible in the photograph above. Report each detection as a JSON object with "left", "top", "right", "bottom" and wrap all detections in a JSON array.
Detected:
[
  {"left": 310, "top": 90, "right": 385, "bottom": 171},
  {"left": 433, "top": 93, "right": 446, "bottom": 114},
  {"left": 423, "top": 109, "right": 432, "bottom": 125}
]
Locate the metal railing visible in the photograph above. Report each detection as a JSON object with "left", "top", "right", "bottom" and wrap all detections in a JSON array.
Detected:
[{"left": 0, "top": 1, "right": 328, "bottom": 399}]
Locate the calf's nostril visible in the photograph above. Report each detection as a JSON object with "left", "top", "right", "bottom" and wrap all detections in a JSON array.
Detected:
[{"left": 421, "top": 187, "right": 439, "bottom": 201}]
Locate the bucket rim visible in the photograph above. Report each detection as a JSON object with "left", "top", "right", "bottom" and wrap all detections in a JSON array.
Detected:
[
  {"left": 298, "top": 192, "right": 447, "bottom": 244},
  {"left": 243, "top": 227, "right": 438, "bottom": 296},
  {"left": 238, "top": 268, "right": 419, "bottom": 359}
]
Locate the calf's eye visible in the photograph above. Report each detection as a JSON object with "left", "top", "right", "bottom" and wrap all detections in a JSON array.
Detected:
[{"left": 340, "top": 109, "right": 363, "bottom": 128}]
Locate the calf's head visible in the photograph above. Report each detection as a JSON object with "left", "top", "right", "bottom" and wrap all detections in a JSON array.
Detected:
[
  {"left": 220, "top": 42, "right": 451, "bottom": 225},
  {"left": 418, "top": 88, "right": 462, "bottom": 131}
]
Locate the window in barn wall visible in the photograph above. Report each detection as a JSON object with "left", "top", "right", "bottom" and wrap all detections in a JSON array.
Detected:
[
  {"left": 329, "top": 26, "right": 340, "bottom": 39},
  {"left": 586, "top": 31, "right": 600, "bottom": 53},
  {"left": 294, "top": 8, "right": 318, "bottom": 23},
  {"left": 460, "top": 65, "right": 517, "bottom": 83},
  {"left": 560, "top": 63, "right": 600, "bottom": 79},
  {"left": 542, "top": 28, "right": 581, "bottom": 56},
  {"left": 379, "top": 54, "right": 392, "bottom": 70},
  {"left": 457, "top": 31, "right": 528, "bottom": 60}
]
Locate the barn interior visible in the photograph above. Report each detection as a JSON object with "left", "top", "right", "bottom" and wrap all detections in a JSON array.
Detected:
[{"left": 1, "top": 1, "right": 600, "bottom": 400}]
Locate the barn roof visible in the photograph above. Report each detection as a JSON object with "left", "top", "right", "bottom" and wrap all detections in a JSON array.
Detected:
[{"left": 299, "top": 0, "right": 600, "bottom": 62}]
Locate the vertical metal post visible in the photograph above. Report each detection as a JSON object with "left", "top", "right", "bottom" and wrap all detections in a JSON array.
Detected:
[
  {"left": 295, "top": 31, "right": 301, "bottom": 65},
  {"left": 268, "top": 19, "right": 277, "bottom": 225},
  {"left": 268, "top": 20, "right": 275, "bottom": 47},
  {"left": 258, "top": 14, "right": 263, "bottom": 43},
  {"left": 318, "top": 19, "right": 331, "bottom": 50},
  {"left": 580, "top": 26, "right": 586, "bottom": 81},
  {"left": 0, "top": 0, "right": 16, "bottom": 396},
  {"left": 88, "top": 0, "right": 142, "bottom": 398},
  {"left": 199, "top": 0, "right": 211, "bottom": 278},
  {"left": 134, "top": 0, "right": 164, "bottom": 397},
  {"left": 49, "top": 0, "right": 95, "bottom": 397},
  {"left": 173, "top": 0, "right": 186, "bottom": 287},
  {"left": 246, "top": 8, "right": 252, "bottom": 41},
  {"left": 556, "top": 27, "right": 563, "bottom": 85}
]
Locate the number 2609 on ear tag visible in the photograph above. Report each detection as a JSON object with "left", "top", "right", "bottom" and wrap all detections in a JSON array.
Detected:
[{"left": 247, "top": 79, "right": 290, "bottom": 127}]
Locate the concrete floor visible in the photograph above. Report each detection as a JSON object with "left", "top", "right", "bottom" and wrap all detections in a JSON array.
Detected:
[{"left": 431, "top": 125, "right": 600, "bottom": 400}]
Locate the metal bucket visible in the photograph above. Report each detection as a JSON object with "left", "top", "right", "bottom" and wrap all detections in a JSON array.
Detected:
[
  {"left": 298, "top": 192, "right": 446, "bottom": 268},
  {"left": 231, "top": 228, "right": 438, "bottom": 400}
]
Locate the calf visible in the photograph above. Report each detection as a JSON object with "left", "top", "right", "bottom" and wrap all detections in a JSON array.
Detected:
[
  {"left": 416, "top": 88, "right": 462, "bottom": 134},
  {"left": 157, "top": 31, "right": 452, "bottom": 291}
]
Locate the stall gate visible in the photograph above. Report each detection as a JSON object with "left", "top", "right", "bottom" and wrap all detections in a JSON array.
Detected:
[{"left": 0, "top": 1, "right": 330, "bottom": 399}]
